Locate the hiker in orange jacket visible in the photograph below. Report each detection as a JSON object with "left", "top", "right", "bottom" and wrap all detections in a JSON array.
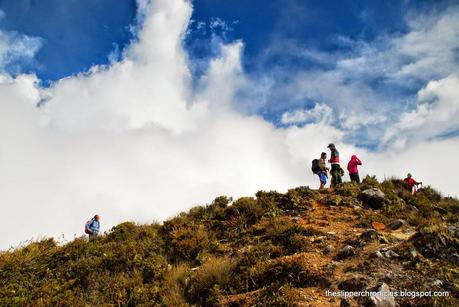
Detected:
[{"left": 347, "top": 155, "right": 362, "bottom": 183}]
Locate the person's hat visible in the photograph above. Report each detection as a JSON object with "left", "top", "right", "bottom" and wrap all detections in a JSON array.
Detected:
[
  {"left": 407, "top": 173, "right": 412, "bottom": 177},
  {"left": 327, "top": 143, "right": 335, "bottom": 148}
]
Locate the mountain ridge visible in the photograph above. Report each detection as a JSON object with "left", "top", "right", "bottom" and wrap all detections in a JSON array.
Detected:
[{"left": 1, "top": 176, "right": 458, "bottom": 306}]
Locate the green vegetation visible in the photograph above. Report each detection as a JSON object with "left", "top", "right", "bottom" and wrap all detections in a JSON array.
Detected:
[{"left": 0, "top": 179, "right": 458, "bottom": 306}]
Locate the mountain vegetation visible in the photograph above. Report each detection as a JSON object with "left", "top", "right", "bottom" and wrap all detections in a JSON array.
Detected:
[{"left": 1, "top": 177, "right": 458, "bottom": 306}]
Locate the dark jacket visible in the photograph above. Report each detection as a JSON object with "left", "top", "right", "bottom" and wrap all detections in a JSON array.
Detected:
[{"left": 329, "top": 148, "right": 339, "bottom": 164}]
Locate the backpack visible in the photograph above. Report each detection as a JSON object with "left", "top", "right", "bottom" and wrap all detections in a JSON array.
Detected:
[
  {"left": 311, "top": 159, "right": 320, "bottom": 174},
  {"left": 85, "top": 220, "right": 92, "bottom": 234}
]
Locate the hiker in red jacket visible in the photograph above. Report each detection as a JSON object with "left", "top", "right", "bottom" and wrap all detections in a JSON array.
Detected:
[
  {"left": 404, "top": 173, "right": 422, "bottom": 195},
  {"left": 347, "top": 155, "right": 362, "bottom": 183}
]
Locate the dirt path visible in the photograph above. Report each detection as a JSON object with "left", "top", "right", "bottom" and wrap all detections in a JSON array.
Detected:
[{"left": 289, "top": 200, "right": 415, "bottom": 306}]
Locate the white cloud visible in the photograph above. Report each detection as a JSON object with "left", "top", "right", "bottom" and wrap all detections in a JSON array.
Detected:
[
  {"left": 281, "top": 103, "right": 333, "bottom": 125},
  {"left": 266, "top": 4, "right": 459, "bottom": 134},
  {"left": 0, "top": 0, "right": 338, "bottom": 249},
  {"left": 0, "top": 30, "right": 43, "bottom": 72},
  {"left": 393, "top": 7, "right": 459, "bottom": 81},
  {"left": 383, "top": 74, "right": 459, "bottom": 145},
  {"left": 364, "top": 136, "right": 459, "bottom": 199},
  {"left": 339, "top": 112, "right": 387, "bottom": 130}
]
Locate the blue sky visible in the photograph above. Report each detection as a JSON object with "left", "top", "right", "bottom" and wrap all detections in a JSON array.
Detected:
[
  {"left": 0, "top": 0, "right": 458, "bottom": 164},
  {"left": 0, "top": 0, "right": 137, "bottom": 82},
  {"left": 1, "top": 0, "right": 459, "bottom": 248},
  {"left": 0, "top": 0, "right": 456, "bottom": 140},
  {"left": 0, "top": 0, "right": 443, "bottom": 77}
]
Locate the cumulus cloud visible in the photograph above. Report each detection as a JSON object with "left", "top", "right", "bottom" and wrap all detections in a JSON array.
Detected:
[
  {"left": 0, "top": 30, "right": 43, "bottom": 73},
  {"left": 254, "top": 3, "right": 459, "bottom": 137},
  {"left": 0, "top": 0, "right": 457, "bottom": 251},
  {"left": 383, "top": 74, "right": 459, "bottom": 146},
  {"left": 0, "top": 0, "right": 339, "bottom": 249},
  {"left": 281, "top": 103, "right": 333, "bottom": 125}
]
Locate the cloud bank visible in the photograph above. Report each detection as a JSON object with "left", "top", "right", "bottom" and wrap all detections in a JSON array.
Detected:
[{"left": 0, "top": 0, "right": 458, "bottom": 249}]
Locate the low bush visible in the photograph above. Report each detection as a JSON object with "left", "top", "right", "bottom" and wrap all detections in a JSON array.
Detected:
[
  {"left": 250, "top": 255, "right": 330, "bottom": 289},
  {"left": 187, "top": 256, "right": 236, "bottom": 305},
  {"left": 161, "top": 263, "right": 190, "bottom": 306}
]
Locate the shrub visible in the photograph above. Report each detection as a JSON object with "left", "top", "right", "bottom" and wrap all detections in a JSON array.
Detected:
[
  {"left": 255, "top": 190, "right": 288, "bottom": 211},
  {"left": 251, "top": 217, "right": 321, "bottom": 255},
  {"left": 439, "top": 197, "right": 459, "bottom": 223},
  {"left": 230, "top": 241, "right": 284, "bottom": 293},
  {"left": 225, "top": 197, "right": 264, "bottom": 227},
  {"left": 249, "top": 255, "right": 330, "bottom": 289},
  {"left": 164, "top": 222, "right": 211, "bottom": 262},
  {"left": 417, "top": 186, "right": 442, "bottom": 203},
  {"left": 255, "top": 284, "right": 301, "bottom": 306},
  {"left": 412, "top": 223, "right": 459, "bottom": 260},
  {"left": 361, "top": 175, "right": 380, "bottom": 188},
  {"left": 335, "top": 182, "right": 361, "bottom": 197},
  {"left": 162, "top": 264, "right": 190, "bottom": 306},
  {"left": 187, "top": 256, "right": 236, "bottom": 304}
]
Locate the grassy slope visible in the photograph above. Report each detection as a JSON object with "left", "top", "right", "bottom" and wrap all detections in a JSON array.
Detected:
[{"left": 1, "top": 176, "right": 458, "bottom": 306}]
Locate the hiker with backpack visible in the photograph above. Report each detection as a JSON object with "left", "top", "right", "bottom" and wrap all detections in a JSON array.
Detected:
[
  {"left": 85, "top": 214, "right": 100, "bottom": 239},
  {"left": 327, "top": 143, "right": 343, "bottom": 187},
  {"left": 404, "top": 173, "right": 422, "bottom": 195},
  {"left": 312, "top": 152, "right": 329, "bottom": 189},
  {"left": 347, "top": 155, "right": 362, "bottom": 183}
]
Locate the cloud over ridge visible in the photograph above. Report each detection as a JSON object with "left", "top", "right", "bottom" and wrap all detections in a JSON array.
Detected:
[{"left": 0, "top": 0, "right": 458, "bottom": 249}]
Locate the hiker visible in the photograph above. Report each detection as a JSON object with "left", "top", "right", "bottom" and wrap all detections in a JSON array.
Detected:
[
  {"left": 404, "top": 173, "right": 422, "bottom": 195},
  {"left": 327, "top": 143, "right": 342, "bottom": 187},
  {"left": 312, "top": 152, "right": 329, "bottom": 189},
  {"left": 85, "top": 214, "right": 100, "bottom": 239},
  {"left": 347, "top": 155, "right": 362, "bottom": 183}
]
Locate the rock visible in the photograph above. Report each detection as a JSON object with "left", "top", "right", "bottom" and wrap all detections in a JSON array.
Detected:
[
  {"left": 433, "top": 205, "right": 448, "bottom": 215},
  {"left": 425, "top": 278, "right": 443, "bottom": 288},
  {"left": 312, "top": 235, "right": 327, "bottom": 243},
  {"left": 338, "top": 277, "right": 368, "bottom": 291},
  {"left": 412, "top": 231, "right": 452, "bottom": 259},
  {"left": 378, "top": 235, "right": 389, "bottom": 244},
  {"left": 340, "top": 299, "right": 351, "bottom": 307},
  {"left": 323, "top": 245, "right": 334, "bottom": 254},
  {"left": 336, "top": 245, "right": 356, "bottom": 260},
  {"left": 383, "top": 273, "right": 393, "bottom": 283},
  {"left": 447, "top": 253, "right": 459, "bottom": 266},
  {"left": 448, "top": 225, "right": 459, "bottom": 239},
  {"left": 387, "top": 219, "right": 405, "bottom": 230},
  {"left": 408, "top": 248, "right": 418, "bottom": 259},
  {"left": 370, "top": 250, "right": 384, "bottom": 259},
  {"left": 406, "top": 204, "right": 419, "bottom": 212},
  {"left": 384, "top": 250, "right": 399, "bottom": 259},
  {"left": 366, "top": 283, "right": 396, "bottom": 307},
  {"left": 361, "top": 229, "right": 378, "bottom": 240},
  {"left": 359, "top": 188, "right": 386, "bottom": 209}
]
